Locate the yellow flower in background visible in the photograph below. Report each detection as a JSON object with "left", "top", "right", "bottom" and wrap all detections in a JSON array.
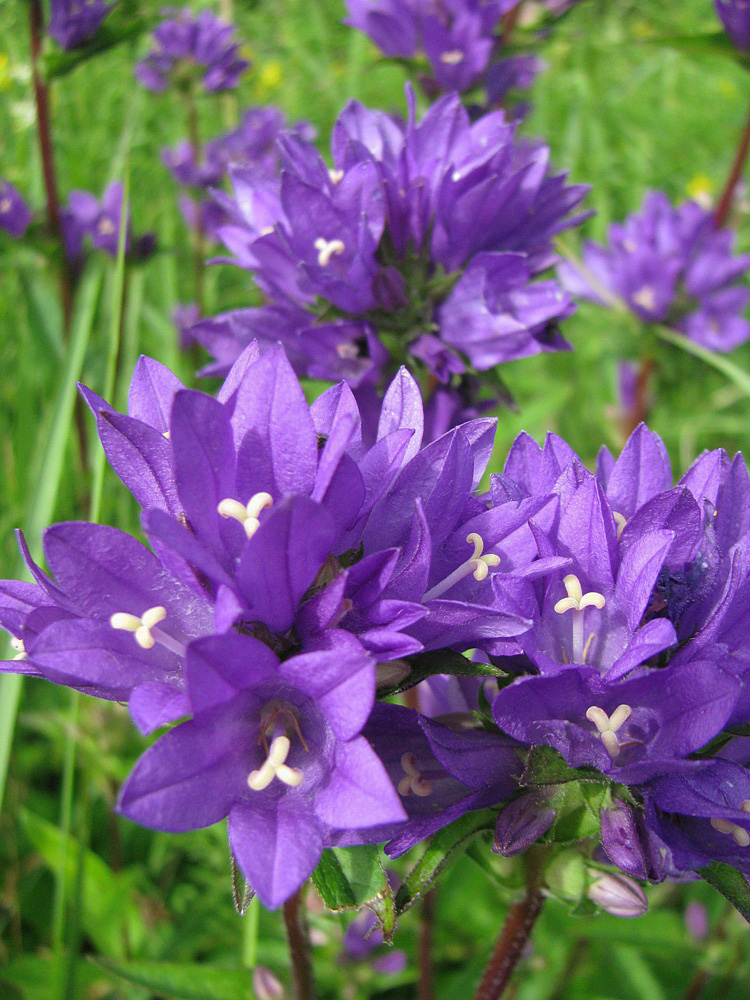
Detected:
[
  {"left": 686, "top": 173, "right": 715, "bottom": 209},
  {"left": 0, "top": 53, "right": 11, "bottom": 91},
  {"left": 254, "top": 60, "right": 283, "bottom": 97}
]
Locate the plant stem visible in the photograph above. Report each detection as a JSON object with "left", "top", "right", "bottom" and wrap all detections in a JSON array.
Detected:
[
  {"left": 715, "top": 99, "right": 750, "bottom": 229},
  {"left": 282, "top": 889, "right": 317, "bottom": 1000},
  {"left": 474, "top": 854, "right": 546, "bottom": 1000},
  {"left": 183, "top": 91, "right": 206, "bottom": 314},
  {"left": 418, "top": 890, "right": 436, "bottom": 1000},
  {"left": 623, "top": 356, "right": 655, "bottom": 437},
  {"left": 29, "top": 0, "right": 75, "bottom": 331}
]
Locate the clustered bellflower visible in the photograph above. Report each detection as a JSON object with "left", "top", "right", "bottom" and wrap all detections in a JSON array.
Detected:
[
  {"left": 344, "top": 0, "right": 542, "bottom": 104},
  {"left": 0, "top": 180, "right": 32, "bottom": 239},
  {"left": 715, "top": 0, "right": 750, "bottom": 51},
  {"left": 62, "top": 182, "right": 155, "bottom": 264},
  {"left": 558, "top": 190, "right": 750, "bottom": 352},
  {"left": 5, "top": 342, "right": 750, "bottom": 909},
  {"left": 135, "top": 8, "right": 249, "bottom": 94},
  {"left": 49, "top": 0, "right": 112, "bottom": 50},
  {"left": 192, "top": 87, "right": 588, "bottom": 436}
]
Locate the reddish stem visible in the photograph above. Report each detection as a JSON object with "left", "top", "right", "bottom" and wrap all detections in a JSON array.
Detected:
[
  {"left": 282, "top": 890, "right": 317, "bottom": 1000},
  {"left": 714, "top": 100, "right": 750, "bottom": 229},
  {"left": 623, "top": 356, "right": 655, "bottom": 437},
  {"left": 29, "top": 0, "right": 74, "bottom": 331},
  {"left": 501, "top": 1, "right": 524, "bottom": 45}
]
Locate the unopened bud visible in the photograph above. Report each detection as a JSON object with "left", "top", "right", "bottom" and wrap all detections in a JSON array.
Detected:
[
  {"left": 493, "top": 793, "right": 556, "bottom": 856},
  {"left": 376, "top": 660, "right": 411, "bottom": 690},
  {"left": 252, "top": 966, "right": 284, "bottom": 1000},
  {"left": 599, "top": 800, "right": 666, "bottom": 883},
  {"left": 587, "top": 872, "right": 648, "bottom": 918}
]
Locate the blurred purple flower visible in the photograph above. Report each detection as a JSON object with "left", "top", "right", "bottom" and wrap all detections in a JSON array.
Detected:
[
  {"left": 50, "top": 0, "right": 112, "bottom": 50},
  {"left": 559, "top": 191, "right": 750, "bottom": 352},
  {"left": 0, "top": 180, "right": 32, "bottom": 238},
  {"left": 136, "top": 8, "right": 249, "bottom": 94},
  {"left": 715, "top": 0, "right": 750, "bottom": 51}
]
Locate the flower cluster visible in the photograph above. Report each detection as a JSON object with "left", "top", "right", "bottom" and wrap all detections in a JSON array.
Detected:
[
  {"left": 344, "top": 0, "right": 542, "bottom": 104},
  {"left": 0, "top": 180, "right": 32, "bottom": 239},
  {"left": 192, "top": 88, "right": 588, "bottom": 435},
  {"left": 4, "top": 339, "right": 750, "bottom": 911},
  {"left": 49, "top": 0, "right": 112, "bottom": 51},
  {"left": 135, "top": 8, "right": 249, "bottom": 94},
  {"left": 558, "top": 191, "right": 750, "bottom": 352}
]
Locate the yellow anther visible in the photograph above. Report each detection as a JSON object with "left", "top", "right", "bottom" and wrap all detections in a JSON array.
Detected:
[
  {"left": 613, "top": 512, "right": 627, "bottom": 539},
  {"left": 110, "top": 605, "right": 166, "bottom": 650},
  {"left": 440, "top": 49, "right": 464, "bottom": 64},
  {"left": 314, "top": 237, "right": 345, "bottom": 267},
  {"left": 217, "top": 491, "right": 273, "bottom": 539},
  {"left": 711, "top": 816, "right": 750, "bottom": 847},
  {"left": 466, "top": 532, "right": 501, "bottom": 582},
  {"left": 585, "top": 703, "right": 632, "bottom": 759},
  {"left": 554, "top": 575, "right": 606, "bottom": 614},
  {"left": 328, "top": 168, "right": 344, "bottom": 184}
]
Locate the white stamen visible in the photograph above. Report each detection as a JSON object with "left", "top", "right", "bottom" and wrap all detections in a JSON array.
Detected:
[
  {"left": 110, "top": 605, "right": 166, "bottom": 649},
  {"left": 314, "top": 237, "right": 345, "bottom": 267},
  {"left": 423, "top": 533, "right": 501, "bottom": 602},
  {"left": 632, "top": 286, "right": 657, "bottom": 313},
  {"left": 247, "top": 735, "right": 304, "bottom": 791},
  {"left": 10, "top": 637, "right": 26, "bottom": 660},
  {"left": 440, "top": 49, "right": 465, "bottom": 64},
  {"left": 328, "top": 168, "right": 344, "bottom": 184},
  {"left": 586, "top": 703, "right": 632, "bottom": 759},
  {"left": 613, "top": 512, "right": 627, "bottom": 539},
  {"left": 163, "top": 429, "right": 171, "bottom": 440},
  {"left": 398, "top": 752, "right": 432, "bottom": 797},
  {"left": 711, "top": 816, "right": 750, "bottom": 847},
  {"left": 554, "top": 575, "right": 606, "bottom": 663},
  {"left": 217, "top": 491, "right": 273, "bottom": 539}
]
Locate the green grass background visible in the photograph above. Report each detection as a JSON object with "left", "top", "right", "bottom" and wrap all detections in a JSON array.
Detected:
[{"left": 1, "top": 0, "right": 750, "bottom": 997}]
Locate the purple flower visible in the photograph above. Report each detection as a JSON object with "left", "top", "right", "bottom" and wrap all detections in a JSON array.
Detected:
[
  {"left": 64, "top": 183, "right": 130, "bottom": 257},
  {"left": 494, "top": 792, "right": 556, "bottom": 855},
  {"left": 197, "top": 89, "right": 587, "bottom": 433},
  {"left": 715, "top": 0, "right": 750, "bottom": 51},
  {"left": 136, "top": 8, "right": 249, "bottom": 94},
  {"left": 49, "top": 0, "right": 112, "bottom": 50},
  {"left": 344, "top": 1, "right": 538, "bottom": 100},
  {"left": 559, "top": 191, "right": 750, "bottom": 352},
  {"left": 0, "top": 180, "right": 32, "bottom": 238},
  {"left": 118, "top": 631, "right": 405, "bottom": 907}
]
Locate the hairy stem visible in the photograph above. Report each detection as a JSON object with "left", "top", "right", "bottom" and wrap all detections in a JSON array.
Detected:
[
  {"left": 715, "top": 99, "right": 750, "bottom": 229},
  {"left": 29, "top": 0, "right": 75, "bottom": 331},
  {"left": 282, "top": 889, "right": 317, "bottom": 1000},
  {"left": 474, "top": 854, "right": 546, "bottom": 1000},
  {"left": 418, "top": 890, "right": 436, "bottom": 1000}
]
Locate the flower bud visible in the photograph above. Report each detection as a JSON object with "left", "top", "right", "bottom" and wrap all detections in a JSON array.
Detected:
[
  {"left": 600, "top": 800, "right": 666, "bottom": 883},
  {"left": 252, "top": 967, "right": 285, "bottom": 1000},
  {"left": 684, "top": 902, "right": 709, "bottom": 941},
  {"left": 493, "top": 793, "right": 556, "bottom": 856},
  {"left": 587, "top": 873, "right": 648, "bottom": 918}
]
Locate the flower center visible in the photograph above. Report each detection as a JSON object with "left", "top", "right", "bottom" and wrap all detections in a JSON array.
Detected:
[
  {"left": 217, "top": 491, "right": 273, "bottom": 539},
  {"left": 314, "top": 237, "right": 345, "bottom": 267},
  {"left": 0, "top": 198, "right": 11, "bottom": 214},
  {"left": 554, "top": 574, "right": 606, "bottom": 664},
  {"left": 248, "top": 700, "right": 308, "bottom": 792},
  {"left": 711, "top": 801, "right": 750, "bottom": 847},
  {"left": 109, "top": 606, "right": 186, "bottom": 656},
  {"left": 328, "top": 168, "right": 344, "bottom": 185},
  {"left": 423, "top": 533, "right": 500, "bottom": 602},
  {"left": 98, "top": 217, "right": 116, "bottom": 236},
  {"left": 397, "top": 753, "right": 443, "bottom": 798},
  {"left": 585, "top": 703, "right": 632, "bottom": 759},
  {"left": 632, "top": 286, "right": 657, "bottom": 313},
  {"left": 440, "top": 49, "right": 465, "bottom": 65},
  {"left": 10, "top": 637, "right": 26, "bottom": 660},
  {"left": 613, "top": 512, "right": 627, "bottom": 539}
]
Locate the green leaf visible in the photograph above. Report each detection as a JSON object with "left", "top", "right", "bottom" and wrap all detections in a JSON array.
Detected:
[
  {"left": 93, "top": 958, "right": 254, "bottom": 1000},
  {"left": 20, "top": 810, "right": 143, "bottom": 956},
  {"left": 698, "top": 861, "right": 750, "bottom": 922},
  {"left": 311, "top": 845, "right": 385, "bottom": 909},
  {"left": 547, "top": 782, "right": 608, "bottom": 844},
  {"left": 521, "top": 745, "right": 602, "bottom": 787},
  {"left": 379, "top": 648, "right": 503, "bottom": 698},
  {"left": 394, "top": 809, "right": 497, "bottom": 915}
]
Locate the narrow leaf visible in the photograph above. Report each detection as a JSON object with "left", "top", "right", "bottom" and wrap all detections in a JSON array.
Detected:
[{"left": 698, "top": 861, "right": 750, "bottom": 922}]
